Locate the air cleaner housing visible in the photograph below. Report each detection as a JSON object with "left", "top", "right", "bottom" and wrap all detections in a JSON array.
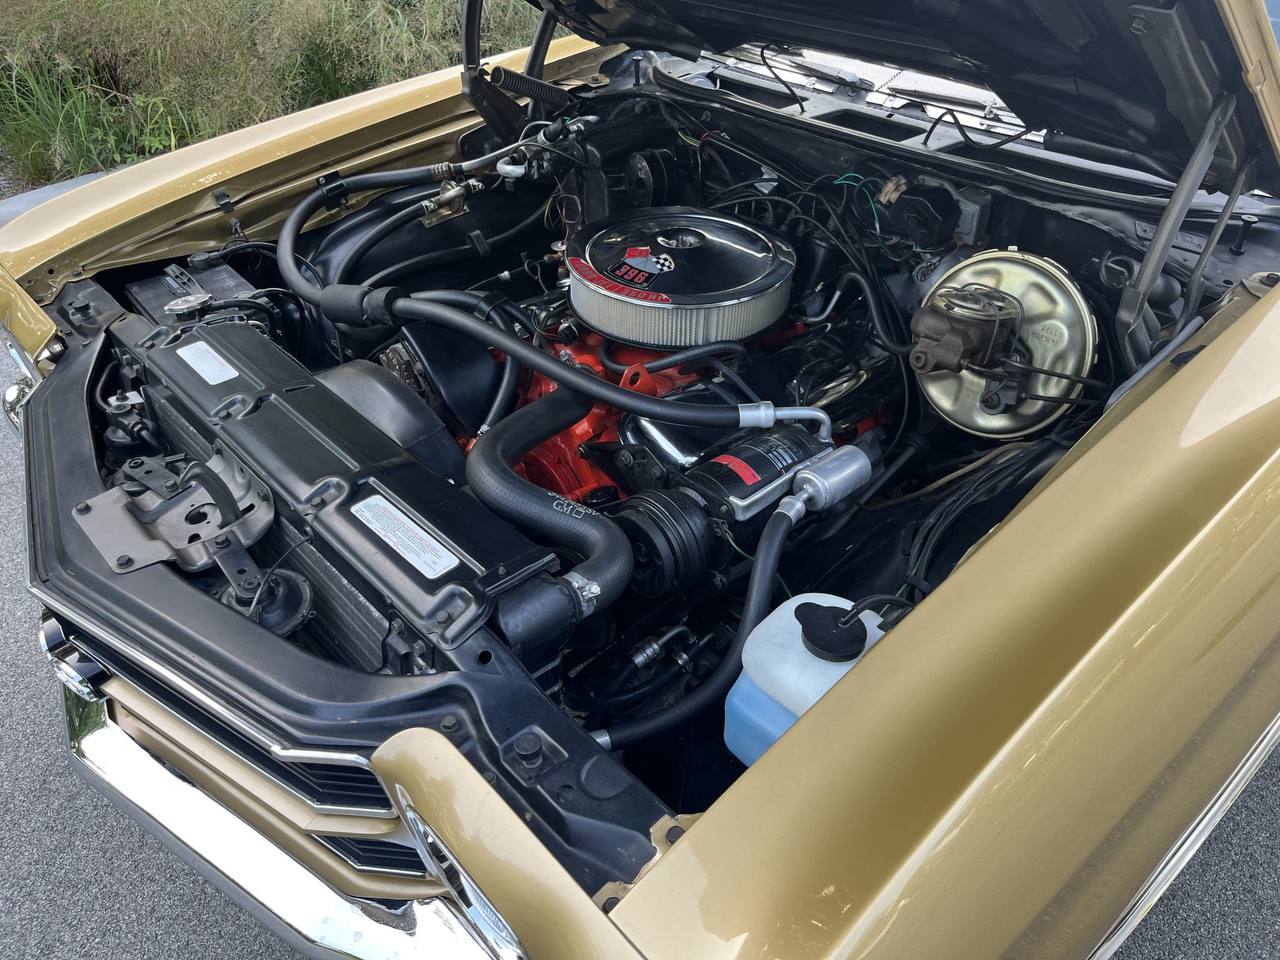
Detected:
[{"left": 567, "top": 207, "right": 796, "bottom": 348}]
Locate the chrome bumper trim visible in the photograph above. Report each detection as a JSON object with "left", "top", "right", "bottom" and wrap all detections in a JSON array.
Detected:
[
  {"left": 1087, "top": 704, "right": 1280, "bottom": 960},
  {"left": 63, "top": 688, "right": 493, "bottom": 960},
  {"left": 2, "top": 323, "right": 42, "bottom": 433},
  {"left": 3, "top": 375, "right": 34, "bottom": 432}
]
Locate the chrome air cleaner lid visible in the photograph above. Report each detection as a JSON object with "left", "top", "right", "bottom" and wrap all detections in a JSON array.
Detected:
[{"left": 567, "top": 207, "right": 796, "bottom": 348}]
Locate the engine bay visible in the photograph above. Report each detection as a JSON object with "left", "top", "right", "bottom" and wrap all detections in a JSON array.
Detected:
[{"left": 41, "top": 50, "right": 1274, "bottom": 893}]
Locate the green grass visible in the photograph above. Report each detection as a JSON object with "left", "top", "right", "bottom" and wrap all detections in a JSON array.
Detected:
[
  {"left": 0, "top": 0, "right": 545, "bottom": 186},
  {"left": 0, "top": 56, "right": 199, "bottom": 182}
]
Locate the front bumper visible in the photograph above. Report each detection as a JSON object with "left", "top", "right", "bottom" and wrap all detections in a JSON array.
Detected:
[{"left": 61, "top": 684, "right": 492, "bottom": 960}]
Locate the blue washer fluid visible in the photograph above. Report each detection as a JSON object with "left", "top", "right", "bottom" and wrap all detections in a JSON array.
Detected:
[{"left": 723, "top": 593, "right": 884, "bottom": 766}]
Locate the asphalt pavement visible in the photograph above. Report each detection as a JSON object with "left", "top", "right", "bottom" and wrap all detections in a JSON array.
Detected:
[
  {"left": 0, "top": 352, "right": 296, "bottom": 958},
  {"left": 0, "top": 361, "right": 1276, "bottom": 959}
]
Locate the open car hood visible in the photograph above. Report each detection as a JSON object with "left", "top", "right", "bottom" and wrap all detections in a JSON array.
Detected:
[{"left": 534, "top": 0, "right": 1280, "bottom": 191}]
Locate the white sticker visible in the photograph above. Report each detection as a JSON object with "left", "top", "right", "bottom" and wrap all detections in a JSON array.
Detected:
[
  {"left": 351, "top": 494, "right": 460, "bottom": 580},
  {"left": 177, "top": 341, "right": 239, "bottom": 385}
]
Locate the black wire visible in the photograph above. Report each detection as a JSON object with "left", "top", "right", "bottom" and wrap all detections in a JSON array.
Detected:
[
  {"left": 879, "top": 352, "right": 913, "bottom": 462},
  {"left": 699, "top": 131, "right": 808, "bottom": 188},
  {"left": 981, "top": 356, "right": 1110, "bottom": 391},
  {"left": 361, "top": 201, "right": 549, "bottom": 287},
  {"left": 706, "top": 357, "right": 760, "bottom": 402},
  {"left": 705, "top": 176, "right": 781, "bottom": 204},
  {"left": 922, "top": 109, "right": 1038, "bottom": 150},
  {"left": 901, "top": 441, "right": 1050, "bottom": 599},
  {"left": 218, "top": 242, "right": 337, "bottom": 362},
  {"left": 220, "top": 241, "right": 325, "bottom": 287},
  {"left": 757, "top": 44, "right": 805, "bottom": 113},
  {"left": 248, "top": 532, "right": 314, "bottom": 618},
  {"left": 208, "top": 297, "right": 273, "bottom": 319},
  {"left": 711, "top": 181, "right": 909, "bottom": 350},
  {"left": 710, "top": 195, "right": 858, "bottom": 264},
  {"left": 526, "top": 140, "right": 591, "bottom": 167},
  {"left": 838, "top": 593, "right": 915, "bottom": 628}
]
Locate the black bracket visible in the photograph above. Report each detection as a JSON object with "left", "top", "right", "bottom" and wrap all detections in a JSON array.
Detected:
[
  {"left": 211, "top": 188, "right": 247, "bottom": 241},
  {"left": 461, "top": 67, "right": 529, "bottom": 144},
  {"left": 315, "top": 172, "right": 349, "bottom": 211},
  {"left": 460, "top": 0, "right": 532, "bottom": 143}
]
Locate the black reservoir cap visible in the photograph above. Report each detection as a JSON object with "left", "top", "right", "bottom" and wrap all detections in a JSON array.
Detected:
[{"left": 796, "top": 602, "right": 867, "bottom": 663}]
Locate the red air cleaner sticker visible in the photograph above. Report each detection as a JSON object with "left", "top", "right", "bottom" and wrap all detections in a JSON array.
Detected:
[
  {"left": 712, "top": 454, "right": 761, "bottom": 485},
  {"left": 569, "top": 257, "right": 672, "bottom": 303}
]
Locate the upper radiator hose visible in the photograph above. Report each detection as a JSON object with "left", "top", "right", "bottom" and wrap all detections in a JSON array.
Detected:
[{"left": 467, "top": 388, "right": 633, "bottom": 622}]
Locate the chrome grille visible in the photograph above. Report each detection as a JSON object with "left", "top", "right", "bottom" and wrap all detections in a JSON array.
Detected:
[{"left": 318, "top": 835, "right": 428, "bottom": 876}]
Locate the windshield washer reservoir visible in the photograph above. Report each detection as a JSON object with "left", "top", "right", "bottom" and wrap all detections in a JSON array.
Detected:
[{"left": 725, "top": 593, "right": 885, "bottom": 766}]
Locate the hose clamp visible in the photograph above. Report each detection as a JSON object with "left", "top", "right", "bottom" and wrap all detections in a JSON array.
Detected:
[{"left": 563, "top": 571, "right": 602, "bottom": 618}]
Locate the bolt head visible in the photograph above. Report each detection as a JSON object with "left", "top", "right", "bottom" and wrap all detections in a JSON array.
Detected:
[
  {"left": 440, "top": 714, "right": 460, "bottom": 733},
  {"left": 665, "top": 825, "right": 685, "bottom": 845},
  {"left": 115, "top": 555, "right": 133, "bottom": 569},
  {"left": 74, "top": 501, "right": 91, "bottom": 515}
]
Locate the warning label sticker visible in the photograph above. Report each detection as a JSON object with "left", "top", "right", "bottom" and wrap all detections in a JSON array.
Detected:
[
  {"left": 351, "top": 494, "right": 460, "bottom": 580},
  {"left": 177, "top": 341, "right": 239, "bottom": 385}
]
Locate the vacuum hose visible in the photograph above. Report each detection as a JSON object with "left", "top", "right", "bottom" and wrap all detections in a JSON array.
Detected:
[
  {"left": 408, "top": 290, "right": 524, "bottom": 431},
  {"left": 467, "top": 388, "right": 634, "bottom": 622}
]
